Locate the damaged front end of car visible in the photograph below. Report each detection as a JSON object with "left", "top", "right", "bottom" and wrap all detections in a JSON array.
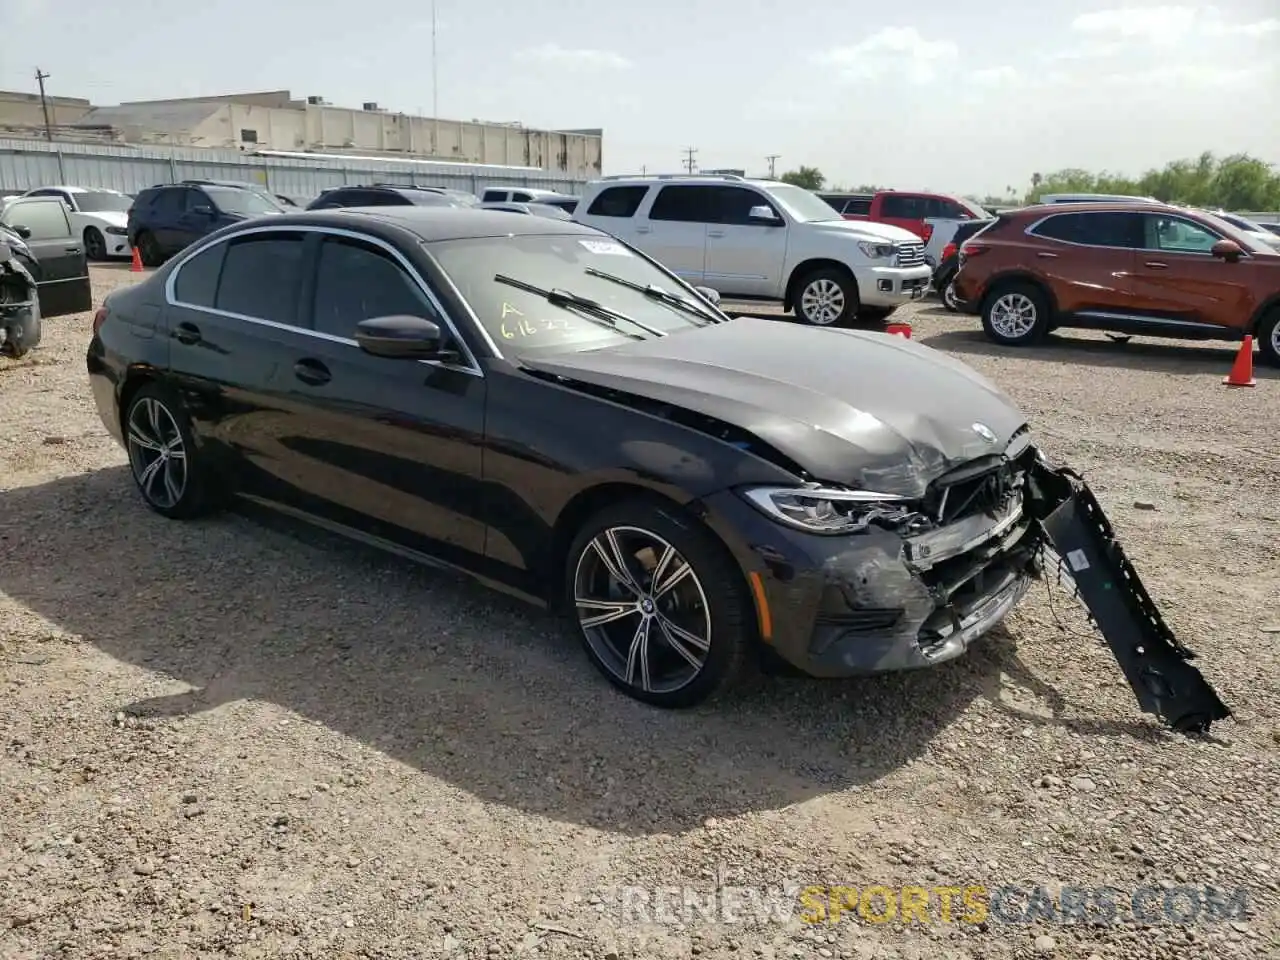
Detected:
[{"left": 0, "top": 240, "right": 40, "bottom": 359}]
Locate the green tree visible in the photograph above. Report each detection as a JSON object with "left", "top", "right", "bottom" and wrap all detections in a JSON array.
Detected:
[
  {"left": 1024, "top": 153, "right": 1280, "bottom": 210},
  {"left": 779, "top": 166, "right": 825, "bottom": 190}
]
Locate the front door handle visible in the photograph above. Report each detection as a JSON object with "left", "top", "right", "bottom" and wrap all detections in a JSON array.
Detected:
[
  {"left": 294, "top": 358, "right": 331, "bottom": 386},
  {"left": 1144, "top": 261, "right": 1169, "bottom": 269},
  {"left": 65, "top": 246, "right": 82, "bottom": 254},
  {"left": 173, "top": 321, "right": 201, "bottom": 345},
  {"left": 1036, "top": 251, "right": 1058, "bottom": 259},
  {"left": 707, "top": 230, "right": 725, "bottom": 238},
  {"left": 635, "top": 225, "right": 651, "bottom": 234}
]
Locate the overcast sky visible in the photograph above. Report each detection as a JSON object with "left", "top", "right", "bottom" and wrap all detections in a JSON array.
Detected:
[{"left": 2, "top": 0, "right": 1276, "bottom": 195}]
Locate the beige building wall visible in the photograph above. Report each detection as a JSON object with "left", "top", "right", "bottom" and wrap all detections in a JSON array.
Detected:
[
  {"left": 0, "top": 90, "right": 93, "bottom": 127},
  {"left": 187, "top": 101, "right": 601, "bottom": 177}
]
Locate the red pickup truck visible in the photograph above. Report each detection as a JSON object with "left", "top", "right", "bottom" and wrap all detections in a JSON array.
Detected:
[{"left": 818, "top": 190, "right": 990, "bottom": 247}]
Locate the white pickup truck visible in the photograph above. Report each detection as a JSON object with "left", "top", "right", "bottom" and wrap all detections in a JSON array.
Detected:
[{"left": 572, "top": 174, "right": 933, "bottom": 326}]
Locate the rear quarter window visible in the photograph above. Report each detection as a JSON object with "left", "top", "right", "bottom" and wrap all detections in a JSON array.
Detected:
[{"left": 172, "top": 242, "right": 226, "bottom": 308}]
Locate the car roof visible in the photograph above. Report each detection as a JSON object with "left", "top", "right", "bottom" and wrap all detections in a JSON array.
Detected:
[
  {"left": 31, "top": 185, "right": 124, "bottom": 195},
  {"left": 248, "top": 206, "right": 605, "bottom": 242},
  {"left": 1011, "top": 201, "right": 1188, "bottom": 216}
]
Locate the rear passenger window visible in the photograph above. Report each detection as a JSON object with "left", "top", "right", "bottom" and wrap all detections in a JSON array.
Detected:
[
  {"left": 172, "top": 242, "right": 226, "bottom": 307},
  {"left": 586, "top": 185, "right": 648, "bottom": 218},
  {"left": 310, "top": 235, "right": 440, "bottom": 339},
  {"left": 843, "top": 199, "right": 871, "bottom": 216},
  {"left": 881, "top": 195, "right": 924, "bottom": 218},
  {"left": 214, "top": 233, "right": 306, "bottom": 324},
  {"left": 152, "top": 188, "right": 187, "bottom": 216},
  {"left": 482, "top": 190, "right": 508, "bottom": 203},
  {"left": 648, "top": 185, "right": 716, "bottom": 222}
]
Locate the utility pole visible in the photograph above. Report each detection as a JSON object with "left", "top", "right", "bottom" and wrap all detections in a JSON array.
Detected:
[
  {"left": 431, "top": 0, "right": 439, "bottom": 119},
  {"left": 766, "top": 155, "right": 780, "bottom": 178},
  {"left": 682, "top": 147, "right": 698, "bottom": 174},
  {"left": 34, "top": 68, "right": 53, "bottom": 141}
]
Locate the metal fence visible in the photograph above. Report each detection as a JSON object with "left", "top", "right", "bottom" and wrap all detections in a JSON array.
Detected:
[{"left": 0, "top": 137, "right": 588, "bottom": 201}]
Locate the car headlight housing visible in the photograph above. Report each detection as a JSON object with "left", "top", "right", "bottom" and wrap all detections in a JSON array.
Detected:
[
  {"left": 857, "top": 241, "right": 895, "bottom": 260},
  {"left": 105, "top": 226, "right": 128, "bottom": 235},
  {"left": 740, "top": 485, "right": 932, "bottom": 535}
]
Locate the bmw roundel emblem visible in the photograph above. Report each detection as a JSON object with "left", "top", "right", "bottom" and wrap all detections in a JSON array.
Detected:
[{"left": 972, "top": 422, "right": 998, "bottom": 443}]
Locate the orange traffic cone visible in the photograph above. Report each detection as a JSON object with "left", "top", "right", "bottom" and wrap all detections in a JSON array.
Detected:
[
  {"left": 130, "top": 247, "right": 144, "bottom": 272},
  {"left": 1223, "top": 336, "right": 1256, "bottom": 387},
  {"left": 886, "top": 322, "right": 912, "bottom": 339}
]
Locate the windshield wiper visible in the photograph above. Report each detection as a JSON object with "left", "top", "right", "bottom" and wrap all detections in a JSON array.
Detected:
[
  {"left": 583, "top": 267, "right": 720, "bottom": 325},
  {"left": 493, "top": 274, "right": 666, "bottom": 338}
]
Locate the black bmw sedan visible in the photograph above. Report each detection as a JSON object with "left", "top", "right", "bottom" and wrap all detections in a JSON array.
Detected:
[{"left": 87, "top": 207, "right": 1043, "bottom": 709}]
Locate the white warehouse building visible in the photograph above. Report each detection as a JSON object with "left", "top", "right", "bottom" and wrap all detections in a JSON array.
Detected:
[{"left": 69, "top": 90, "right": 602, "bottom": 179}]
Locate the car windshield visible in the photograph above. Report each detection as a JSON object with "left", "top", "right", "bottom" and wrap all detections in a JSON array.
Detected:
[
  {"left": 74, "top": 192, "right": 132, "bottom": 213},
  {"left": 205, "top": 186, "right": 283, "bottom": 216},
  {"left": 761, "top": 184, "right": 844, "bottom": 222},
  {"left": 428, "top": 234, "right": 721, "bottom": 357}
]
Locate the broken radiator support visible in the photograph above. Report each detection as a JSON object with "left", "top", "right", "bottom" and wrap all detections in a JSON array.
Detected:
[{"left": 1024, "top": 459, "right": 1231, "bottom": 734}]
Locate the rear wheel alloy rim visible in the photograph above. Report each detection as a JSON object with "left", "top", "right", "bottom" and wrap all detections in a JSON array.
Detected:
[
  {"left": 574, "top": 526, "right": 712, "bottom": 695},
  {"left": 1271, "top": 323, "right": 1280, "bottom": 360},
  {"left": 989, "top": 292, "right": 1037, "bottom": 338},
  {"left": 800, "top": 279, "right": 845, "bottom": 325},
  {"left": 126, "top": 397, "right": 187, "bottom": 509}
]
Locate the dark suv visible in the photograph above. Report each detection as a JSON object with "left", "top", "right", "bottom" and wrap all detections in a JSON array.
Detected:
[
  {"left": 127, "top": 183, "right": 284, "bottom": 266},
  {"left": 305, "top": 184, "right": 478, "bottom": 211}
]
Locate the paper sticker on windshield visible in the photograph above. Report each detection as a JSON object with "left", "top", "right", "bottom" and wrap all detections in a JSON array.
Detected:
[{"left": 578, "top": 239, "right": 631, "bottom": 256}]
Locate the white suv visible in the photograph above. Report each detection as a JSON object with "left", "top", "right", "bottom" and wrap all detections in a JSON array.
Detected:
[{"left": 572, "top": 174, "right": 932, "bottom": 325}]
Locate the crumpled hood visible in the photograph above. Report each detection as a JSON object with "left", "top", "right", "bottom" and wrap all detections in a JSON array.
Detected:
[
  {"left": 518, "top": 316, "right": 1029, "bottom": 498},
  {"left": 80, "top": 210, "right": 127, "bottom": 229},
  {"left": 811, "top": 219, "right": 923, "bottom": 244}
]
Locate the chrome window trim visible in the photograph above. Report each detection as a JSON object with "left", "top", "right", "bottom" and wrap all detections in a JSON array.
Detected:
[
  {"left": 1023, "top": 210, "right": 1247, "bottom": 258},
  {"left": 163, "top": 223, "right": 487, "bottom": 377}
]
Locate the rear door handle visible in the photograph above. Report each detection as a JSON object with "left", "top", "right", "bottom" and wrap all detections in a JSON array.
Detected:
[
  {"left": 1144, "top": 261, "right": 1169, "bottom": 269},
  {"left": 1036, "top": 252, "right": 1058, "bottom": 259},
  {"left": 707, "top": 230, "right": 725, "bottom": 238},
  {"left": 635, "top": 225, "right": 651, "bottom": 234},
  {"left": 65, "top": 246, "right": 81, "bottom": 254},
  {"left": 294, "top": 358, "right": 331, "bottom": 386},
  {"left": 173, "top": 321, "right": 201, "bottom": 345}
]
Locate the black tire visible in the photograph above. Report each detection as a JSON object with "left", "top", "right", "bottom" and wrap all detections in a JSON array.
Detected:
[
  {"left": 980, "top": 281, "right": 1051, "bottom": 345},
  {"left": 123, "top": 382, "right": 216, "bottom": 519},
  {"left": 564, "top": 498, "right": 754, "bottom": 708},
  {"left": 84, "top": 227, "right": 107, "bottom": 261},
  {"left": 939, "top": 273, "right": 960, "bottom": 312},
  {"left": 1256, "top": 308, "right": 1280, "bottom": 368},
  {"left": 794, "top": 266, "right": 859, "bottom": 327},
  {"left": 136, "top": 231, "right": 163, "bottom": 268}
]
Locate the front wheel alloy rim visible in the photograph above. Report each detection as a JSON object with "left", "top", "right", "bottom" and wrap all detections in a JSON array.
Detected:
[
  {"left": 126, "top": 397, "right": 188, "bottom": 509},
  {"left": 989, "top": 292, "right": 1037, "bottom": 338},
  {"left": 574, "top": 526, "right": 712, "bottom": 695},
  {"left": 943, "top": 281, "right": 958, "bottom": 310},
  {"left": 800, "top": 278, "right": 845, "bottom": 325},
  {"left": 1270, "top": 322, "right": 1280, "bottom": 360}
]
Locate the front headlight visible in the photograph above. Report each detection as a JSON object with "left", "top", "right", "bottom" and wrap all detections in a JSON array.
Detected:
[
  {"left": 857, "top": 241, "right": 895, "bottom": 260},
  {"left": 105, "top": 226, "right": 128, "bottom": 235},
  {"left": 740, "top": 485, "right": 931, "bottom": 535}
]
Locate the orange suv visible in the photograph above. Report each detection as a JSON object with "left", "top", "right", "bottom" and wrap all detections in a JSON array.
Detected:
[{"left": 950, "top": 202, "right": 1280, "bottom": 366}]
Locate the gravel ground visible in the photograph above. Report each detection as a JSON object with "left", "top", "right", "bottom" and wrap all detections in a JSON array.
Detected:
[{"left": 2, "top": 265, "right": 1278, "bottom": 960}]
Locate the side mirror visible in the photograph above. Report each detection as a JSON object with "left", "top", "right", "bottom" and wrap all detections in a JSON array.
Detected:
[
  {"left": 1211, "top": 239, "right": 1243, "bottom": 262},
  {"left": 355, "top": 315, "right": 458, "bottom": 362},
  {"left": 692, "top": 285, "right": 721, "bottom": 305},
  {"left": 12, "top": 224, "right": 31, "bottom": 239},
  {"left": 191, "top": 204, "right": 214, "bottom": 217},
  {"left": 748, "top": 205, "right": 780, "bottom": 224}
]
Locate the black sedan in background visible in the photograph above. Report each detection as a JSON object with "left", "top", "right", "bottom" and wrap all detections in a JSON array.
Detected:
[{"left": 88, "top": 207, "right": 1046, "bottom": 708}]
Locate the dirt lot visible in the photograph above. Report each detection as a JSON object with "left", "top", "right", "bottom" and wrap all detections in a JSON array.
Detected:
[{"left": 2, "top": 265, "right": 1278, "bottom": 960}]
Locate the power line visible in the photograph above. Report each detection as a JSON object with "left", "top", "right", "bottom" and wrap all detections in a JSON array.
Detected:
[
  {"left": 431, "top": 0, "right": 439, "bottom": 119},
  {"left": 682, "top": 147, "right": 698, "bottom": 174},
  {"left": 766, "top": 154, "right": 780, "bottom": 178},
  {"left": 34, "top": 68, "right": 53, "bottom": 142}
]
